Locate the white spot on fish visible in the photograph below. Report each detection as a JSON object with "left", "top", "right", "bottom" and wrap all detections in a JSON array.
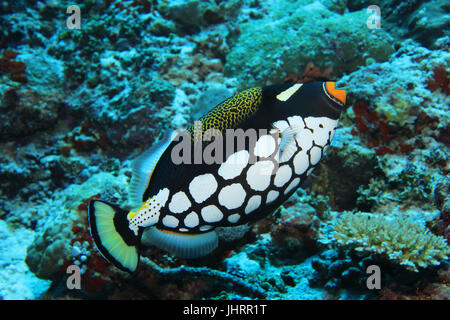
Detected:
[
  {"left": 296, "top": 128, "right": 313, "bottom": 151},
  {"left": 287, "top": 116, "right": 305, "bottom": 130},
  {"left": 246, "top": 160, "right": 274, "bottom": 191},
  {"left": 228, "top": 214, "right": 241, "bottom": 223},
  {"left": 245, "top": 195, "right": 262, "bottom": 214},
  {"left": 284, "top": 177, "right": 300, "bottom": 195},
  {"left": 293, "top": 151, "right": 309, "bottom": 175},
  {"left": 272, "top": 120, "right": 290, "bottom": 131},
  {"left": 189, "top": 173, "right": 218, "bottom": 203},
  {"left": 266, "top": 190, "right": 279, "bottom": 204},
  {"left": 162, "top": 215, "right": 179, "bottom": 228},
  {"left": 304, "top": 117, "right": 338, "bottom": 147},
  {"left": 201, "top": 205, "right": 223, "bottom": 223},
  {"left": 218, "top": 183, "right": 246, "bottom": 210},
  {"left": 184, "top": 211, "right": 199, "bottom": 228},
  {"left": 276, "top": 84, "right": 303, "bottom": 101},
  {"left": 218, "top": 150, "right": 250, "bottom": 180},
  {"left": 168, "top": 191, "right": 191, "bottom": 214},
  {"left": 274, "top": 165, "right": 292, "bottom": 187},
  {"left": 253, "top": 135, "right": 276, "bottom": 158},
  {"left": 200, "top": 225, "right": 213, "bottom": 231},
  {"left": 309, "top": 146, "right": 322, "bottom": 165}
]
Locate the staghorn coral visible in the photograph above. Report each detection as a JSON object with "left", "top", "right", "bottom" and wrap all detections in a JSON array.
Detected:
[{"left": 330, "top": 212, "right": 450, "bottom": 272}]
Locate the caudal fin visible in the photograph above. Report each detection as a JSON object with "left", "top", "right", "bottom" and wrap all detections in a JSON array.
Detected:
[{"left": 88, "top": 200, "right": 140, "bottom": 273}]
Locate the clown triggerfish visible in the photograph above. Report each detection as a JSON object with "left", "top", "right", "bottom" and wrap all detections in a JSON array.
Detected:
[{"left": 88, "top": 81, "right": 346, "bottom": 273}]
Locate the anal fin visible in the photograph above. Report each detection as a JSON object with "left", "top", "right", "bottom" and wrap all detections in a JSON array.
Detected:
[{"left": 143, "top": 227, "right": 218, "bottom": 259}]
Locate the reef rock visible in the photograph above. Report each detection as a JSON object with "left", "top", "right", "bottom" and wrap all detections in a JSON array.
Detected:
[
  {"left": 313, "top": 127, "right": 380, "bottom": 210},
  {"left": 348, "top": 0, "right": 450, "bottom": 48},
  {"left": 338, "top": 40, "right": 449, "bottom": 130},
  {"left": 225, "top": 0, "right": 395, "bottom": 89},
  {"left": 163, "top": 0, "right": 242, "bottom": 32},
  {"left": 0, "top": 220, "right": 51, "bottom": 299},
  {"left": 25, "top": 172, "right": 129, "bottom": 280},
  {"left": 269, "top": 202, "right": 321, "bottom": 263},
  {"left": 0, "top": 49, "right": 65, "bottom": 139}
]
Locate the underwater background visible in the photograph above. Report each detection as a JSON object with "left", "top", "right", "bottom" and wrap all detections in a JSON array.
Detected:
[{"left": 0, "top": 0, "right": 449, "bottom": 300}]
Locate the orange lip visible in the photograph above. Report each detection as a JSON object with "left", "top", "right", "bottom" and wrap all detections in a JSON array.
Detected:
[{"left": 325, "top": 82, "right": 346, "bottom": 106}]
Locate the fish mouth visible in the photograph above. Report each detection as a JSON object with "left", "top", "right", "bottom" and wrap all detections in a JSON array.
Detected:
[{"left": 323, "top": 81, "right": 346, "bottom": 107}]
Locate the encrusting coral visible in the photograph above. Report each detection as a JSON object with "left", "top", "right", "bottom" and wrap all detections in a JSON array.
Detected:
[
  {"left": 283, "top": 62, "right": 333, "bottom": 84},
  {"left": 329, "top": 212, "right": 449, "bottom": 272},
  {"left": 0, "top": 49, "right": 27, "bottom": 83}
]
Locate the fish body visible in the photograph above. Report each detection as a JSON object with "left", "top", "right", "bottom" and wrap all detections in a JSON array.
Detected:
[{"left": 88, "top": 81, "right": 346, "bottom": 272}]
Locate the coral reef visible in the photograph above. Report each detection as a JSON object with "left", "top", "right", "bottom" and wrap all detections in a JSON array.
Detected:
[
  {"left": 161, "top": 0, "right": 242, "bottom": 33},
  {"left": 283, "top": 62, "right": 334, "bottom": 84},
  {"left": 309, "top": 245, "right": 449, "bottom": 299},
  {"left": 0, "top": 0, "right": 448, "bottom": 300},
  {"left": 313, "top": 128, "right": 381, "bottom": 210},
  {"left": 338, "top": 40, "right": 449, "bottom": 131},
  {"left": 0, "top": 49, "right": 65, "bottom": 139},
  {"left": 328, "top": 212, "right": 449, "bottom": 272},
  {"left": 348, "top": 0, "right": 450, "bottom": 48},
  {"left": 25, "top": 172, "right": 130, "bottom": 280},
  {"left": 0, "top": 49, "right": 27, "bottom": 83},
  {"left": 268, "top": 202, "right": 321, "bottom": 264},
  {"left": 428, "top": 179, "right": 450, "bottom": 244},
  {"left": 0, "top": 220, "right": 51, "bottom": 299},
  {"left": 225, "top": 0, "right": 395, "bottom": 89}
]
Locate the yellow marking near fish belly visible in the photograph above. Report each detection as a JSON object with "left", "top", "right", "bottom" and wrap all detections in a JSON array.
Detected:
[
  {"left": 127, "top": 201, "right": 150, "bottom": 219},
  {"left": 127, "top": 210, "right": 139, "bottom": 220},
  {"left": 276, "top": 84, "right": 303, "bottom": 101}
]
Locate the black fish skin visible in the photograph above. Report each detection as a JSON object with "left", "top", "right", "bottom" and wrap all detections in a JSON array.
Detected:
[{"left": 141, "top": 82, "right": 344, "bottom": 234}]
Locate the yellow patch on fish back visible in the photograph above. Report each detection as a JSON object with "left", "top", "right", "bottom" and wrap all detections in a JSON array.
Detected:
[{"left": 189, "top": 87, "right": 263, "bottom": 142}]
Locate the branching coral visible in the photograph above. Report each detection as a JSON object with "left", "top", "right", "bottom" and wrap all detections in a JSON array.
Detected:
[{"left": 330, "top": 212, "right": 450, "bottom": 272}]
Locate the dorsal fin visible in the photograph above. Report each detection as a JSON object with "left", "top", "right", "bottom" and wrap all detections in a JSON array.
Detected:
[
  {"left": 129, "top": 131, "right": 176, "bottom": 208},
  {"left": 188, "top": 87, "right": 263, "bottom": 142}
]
